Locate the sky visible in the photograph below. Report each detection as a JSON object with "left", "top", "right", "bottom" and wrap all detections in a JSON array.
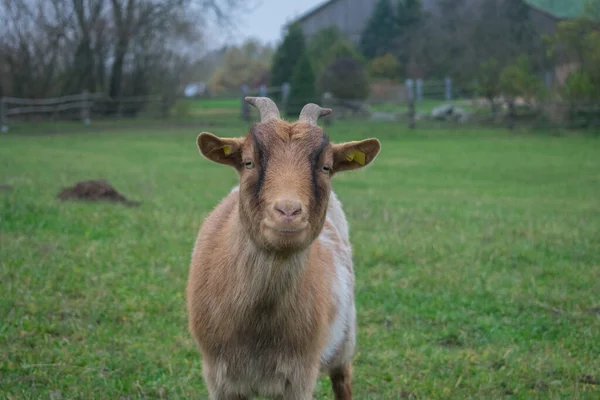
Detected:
[{"left": 209, "top": 0, "right": 326, "bottom": 49}]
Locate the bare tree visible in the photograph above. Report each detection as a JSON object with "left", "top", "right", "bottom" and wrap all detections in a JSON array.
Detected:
[
  {"left": 0, "top": 0, "right": 249, "bottom": 101},
  {"left": 63, "top": 0, "right": 107, "bottom": 94}
]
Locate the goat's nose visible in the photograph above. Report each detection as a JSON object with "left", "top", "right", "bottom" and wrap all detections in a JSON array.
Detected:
[{"left": 273, "top": 199, "right": 303, "bottom": 219}]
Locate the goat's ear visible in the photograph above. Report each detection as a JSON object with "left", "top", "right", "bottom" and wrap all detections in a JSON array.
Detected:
[
  {"left": 331, "top": 138, "right": 381, "bottom": 173},
  {"left": 197, "top": 132, "right": 244, "bottom": 169}
]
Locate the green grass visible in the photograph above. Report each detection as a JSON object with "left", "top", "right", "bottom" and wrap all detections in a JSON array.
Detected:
[
  {"left": 1, "top": 121, "right": 599, "bottom": 399},
  {"left": 172, "top": 98, "right": 240, "bottom": 118}
]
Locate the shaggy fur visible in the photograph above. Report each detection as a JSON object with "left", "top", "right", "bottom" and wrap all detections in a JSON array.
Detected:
[{"left": 186, "top": 102, "right": 381, "bottom": 399}]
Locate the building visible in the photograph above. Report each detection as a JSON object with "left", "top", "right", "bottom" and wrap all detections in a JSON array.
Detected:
[{"left": 293, "top": 0, "right": 586, "bottom": 45}]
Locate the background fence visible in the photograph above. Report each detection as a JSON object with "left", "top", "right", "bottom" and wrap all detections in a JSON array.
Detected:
[
  {"left": 0, "top": 92, "right": 168, "bottom": 132},
  {"left": 2, "top": 79, "right": 600, "bottom": 133}
]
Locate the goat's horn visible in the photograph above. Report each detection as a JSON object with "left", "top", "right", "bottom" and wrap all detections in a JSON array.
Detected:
[
  {"left": 245, "top": 96, "right": 281, "bottom": 122},
  {"left": 299, "top": 103, "right": 332, "bottom": 125}
]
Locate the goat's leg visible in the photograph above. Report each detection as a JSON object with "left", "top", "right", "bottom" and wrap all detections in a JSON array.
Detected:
[
  {"left": 202, "top": 360, "right": 248, "bottom": 400},
  {"left": 276, "top": 364, "right": 319, "bottom": 400},
  {"left": 330, "top": 363, "right": 352, "bottom": 400}
]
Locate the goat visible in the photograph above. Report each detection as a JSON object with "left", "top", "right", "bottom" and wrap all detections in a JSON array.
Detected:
[{"left": 186, "top": 97, "right": 381, "bottom": 399}]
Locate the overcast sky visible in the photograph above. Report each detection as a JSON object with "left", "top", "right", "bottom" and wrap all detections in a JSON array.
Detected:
[{"left": 209, "top": 0, "right": 326, "bottom": 48}]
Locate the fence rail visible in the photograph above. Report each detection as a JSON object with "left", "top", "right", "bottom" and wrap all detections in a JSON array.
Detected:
[
  {"left": 0, "top": 92, "right": 168, "bottom": 131},
  {"left": 2, "top": 79, "right": 599, "bottom": 132},
  {"left": 6, "top": 102, "right": 92, "bottom": 116},
  {"left": 2, "top": 92, "right": 103, "bottom": 105}
]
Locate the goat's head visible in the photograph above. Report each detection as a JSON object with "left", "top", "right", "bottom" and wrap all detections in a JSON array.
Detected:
[{"left": 197, "top": 97, "right": 381, "bottom": 254}]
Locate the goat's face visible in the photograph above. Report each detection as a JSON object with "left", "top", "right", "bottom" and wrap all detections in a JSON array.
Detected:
[{"left": 197, "top": 99, "right": 381, "bottom": 254}]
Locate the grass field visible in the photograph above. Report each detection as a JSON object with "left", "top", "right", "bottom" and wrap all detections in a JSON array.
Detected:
[{"left": 1, "top": 121, "right": 599, "bottom": 399}]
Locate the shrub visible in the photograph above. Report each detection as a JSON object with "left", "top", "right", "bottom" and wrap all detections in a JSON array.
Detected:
[
  {"left": 500, "top": 55, "right": 543, "bottom": 102},
  {"left": 368, "top": 54, "right": 401, "bottom": 80},
  {"left": 318, "top": 57, "right": 370, "bottom": 101},
  {"left": 563, "top": 71, "right": 598, "bottom": 101}
]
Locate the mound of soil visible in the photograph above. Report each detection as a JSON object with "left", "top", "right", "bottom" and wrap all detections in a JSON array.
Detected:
[{"left": 57, "top": 179, "right": 140, "bottom": 206}]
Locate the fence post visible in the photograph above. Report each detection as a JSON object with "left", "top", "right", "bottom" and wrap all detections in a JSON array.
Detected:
[
  {"left": 81, "top": 90, "right": 91, "bottom": 125},
  {"left": 545, "top": 71, "right": 552, "bottom": 90},
  {"left": 259, "top": 84, "right": 267, "bottom": 98},
  {"left": 0, "top": 97, "right": 7, "bottom": 133},
  {"left": 241, "top": 84, "right": 250, "bottom": 122},
  {"left": 281, "top": 82, "right": 291, "bottom": 116},
  {"left": 506, "top": 99, "right": 516, "bottom": 130},
  {"left": 406, "top": 79, "right": 415, "bottom": 129},
  {"left": 161, "top": 95, "right": 169, "bottom": 119},
  {"left": 416, "top": 79, "right": 423, "bottom": 103},
  {"left": 445, "top": 77, "right": 452, "bottom": 101},
  {"left": 117, "top": 97, "right": 123, "bottom": 119},
  {"left": 322, "top": 92, "right": 333, "bottom": 126}
]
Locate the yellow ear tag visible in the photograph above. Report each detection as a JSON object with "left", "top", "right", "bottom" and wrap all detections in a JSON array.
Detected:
[
  {"left": 223, "top": 145, "right": 232, "bottom": 156},
  {"left": 345, "top": 149, "right": 366, "bottom": 165}
]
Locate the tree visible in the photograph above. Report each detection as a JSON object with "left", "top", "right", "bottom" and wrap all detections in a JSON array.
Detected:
[
  {"left": 209, "top": 39, "right": 274, "bottom": 93},
  {"left": 368, "top": 54, "right": 401, "bottom": 80},
  {"left": 409, "top": 0, "right": 479, "bottom": 83},
  {"left": 500, "top": 54, "right": 543, "bottom": 128},
  {"left": 505, "top": 0, "right": 535, "bottom": 54},
  {"left": 359, "top": 0, "right": 398, "bottom": 60},
  {"left": 394, "top": 0, "right": 422, "bottom": 74},
  {"left": 307, "top": 27, "right": 364, "bottom": 77},
  {"left": 545, "top": 0, "right": 600, "bottom": 102},
  {"left": 270, "top": 23, "right": 306, "bottom": 94},
  {"left": 500, "top": 55, "right": 543, "bottom": 102},
  {"left": 318, "top": 57, "right": 370, "bottom": 101},
  {"left": 475, "top": 57, "right": 503, "bottom": 115},
  {"left": 306, "top": 26, "right": 344, "bottom": 70},
  {"left": 0, "top": 0, "right": 247, "bottom": 102},
  {"left": 288, "top": 53, "right": 317, "bottom": 116}
]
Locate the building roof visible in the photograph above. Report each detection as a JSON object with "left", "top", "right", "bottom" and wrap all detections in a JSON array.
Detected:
[
  {"left": 294, "top": 0, "right": 587, "bottom": 25},
  {"left": 294, "top": 0, "right": 340, "bottom": 24},
  {"left": 524, "top": 1, "right": 586, "bottom": 20}
]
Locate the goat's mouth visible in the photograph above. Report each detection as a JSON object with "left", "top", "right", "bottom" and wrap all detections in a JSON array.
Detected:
[
  {"left": 276, "top": 228, "right": 305, "bottom": 235},
  {"left": 263, "top": 220, "right": 309, "bottom": 239}
]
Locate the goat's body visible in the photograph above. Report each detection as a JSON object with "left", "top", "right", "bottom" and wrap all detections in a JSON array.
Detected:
[{"left": 187, "top": 186, "right": 355, "bottom": 398}]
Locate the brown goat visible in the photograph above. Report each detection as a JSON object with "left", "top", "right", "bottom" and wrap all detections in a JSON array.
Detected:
[{"left": 186, "top": 97, "right": 381, "bottom": 399}]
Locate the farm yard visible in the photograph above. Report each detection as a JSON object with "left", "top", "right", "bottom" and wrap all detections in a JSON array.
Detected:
[
  {"left": 1, "top": 114, "right": 599, "bottom": 398},
  {"left": 2, "top": 0, "right": 600, "bottom": 397}
]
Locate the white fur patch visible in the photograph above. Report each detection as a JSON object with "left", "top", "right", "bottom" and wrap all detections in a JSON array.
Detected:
[{"left": 318, "top": 191, "right": 355, "bottom": 366}]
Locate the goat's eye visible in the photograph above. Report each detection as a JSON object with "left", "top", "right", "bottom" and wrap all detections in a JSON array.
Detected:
[
  {"left": 244, "top": 160, "right": 255, "bottom": 169},
  {"left": 322, "top": 165, "right": 331, "bottom": 174}
]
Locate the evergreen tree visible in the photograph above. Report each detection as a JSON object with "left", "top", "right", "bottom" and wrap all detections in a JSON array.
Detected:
[
  {"left": 318, "top": 57, "right": 370, "bottom": 100},
  {"left": 504, "top": 0, "right": 540, "bottom": 70},
  {"left": 395, "top": 0, "right": 422, "bottom": 73},
  {"left": 270, "top": 23, "right": 306, "bottom": 100},
  {"left": 402, "top": 0, "right": 422, "bottom": 28},
  {"left": 287, "top": 52, "right": 317, "bottom": 117},
  {"left": 307, "top": 26, "right": 364, "bottom": 76},
  {"left": 505, "top": 0, "right": 533, "bottom": 46},
  {"left": 359, "top": 0, "right": 398, "bottom": 60}
]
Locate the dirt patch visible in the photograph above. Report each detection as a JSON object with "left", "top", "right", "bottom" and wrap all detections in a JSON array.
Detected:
[
  {"left": 0, "top": 184, "right": 13, "bottom": 191},
  {"left": 57, "top": 179, "right": 140, "bottom": 206},
  {"left": 529, "top": 380, "right": 549, "bottom": 392},
  {"left": 438, "top": 333, "right": 464, "bottom": 348},
  {"left": 588, "top": 307, "right": 600, "bottom": 316},
  {"left": 580, "top": 375, "right": 600, "bottom": 385}
]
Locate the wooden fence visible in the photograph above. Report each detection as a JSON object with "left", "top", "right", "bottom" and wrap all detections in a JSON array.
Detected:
[
  {"left": 0, "top": 92, "right": 167, "bottom": 132},
  {"left": 240, "top": 83, "right": 291, "bottom": 122}
]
